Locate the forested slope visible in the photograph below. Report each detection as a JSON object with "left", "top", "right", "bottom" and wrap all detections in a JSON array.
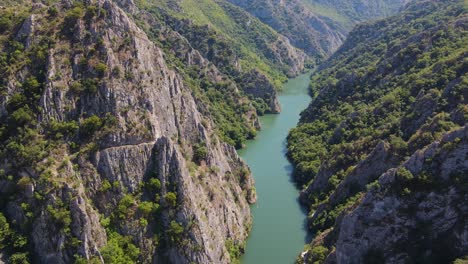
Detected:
[
  {"left": 288, "top": 0, "right": 467, "bottom": 262},
  {"left": 0, "top": 0, "right": 309, "bottom": 262},
  {"left": 226, "top": 0, "right": 409, "bottom": 61}
]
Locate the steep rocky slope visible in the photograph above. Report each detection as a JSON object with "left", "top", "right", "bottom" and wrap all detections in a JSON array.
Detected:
[
  {"left": 0, "top": 0, "right": 267, "bottom": 263},
  {"left": 136, "top": 0, "right": 308, "bottom": 113},
  {"left": 287, "top": 0, "right": 467, "bottom": 262},
  {"left": 226, "top": 0, "right": 409, "bottom": 60}
]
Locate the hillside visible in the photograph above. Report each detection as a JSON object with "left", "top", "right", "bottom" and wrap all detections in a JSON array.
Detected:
[
  {"left": 131, "top": 0, "right": 310, "bottom": 146},
  {"left": 287, "top": 0, "right": 467, "bottom": 262},
  {"left": 226, "top": 0, "right": 409, "bottom": 60},
  {"left": 0, "top": 0, "right": 271, "bottom": 262},
  {"left": 306, "top": 0, "right": 410, "bottom": 25}
]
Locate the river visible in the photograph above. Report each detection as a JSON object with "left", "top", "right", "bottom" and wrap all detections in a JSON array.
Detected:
[{"left": 238, "top": 72, "right": 312, "bottom": 264}]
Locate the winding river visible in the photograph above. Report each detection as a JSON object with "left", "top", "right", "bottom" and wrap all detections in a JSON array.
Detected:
[{"left": 239, "top": 73, "right": 312, "bottom": 264}]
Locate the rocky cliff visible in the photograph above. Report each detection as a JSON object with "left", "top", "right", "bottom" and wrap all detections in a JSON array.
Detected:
[
  {"left": 288, "top": 0, "right": 467, "bottom": 263},
  {"left": 136, "top": 0, "right": 308, "bottom": 114},
  {"left": 0, "top": 0, "right": 259, "bottom": 263},
  {"left": 226, "top": 0, "right": 409, "bottom": 61}
]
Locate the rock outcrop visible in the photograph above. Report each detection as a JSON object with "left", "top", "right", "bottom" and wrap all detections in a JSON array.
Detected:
[
  {"left": 334, "top": 127, "right": 468, "bottom": 263},
  {"left": 0, "top": 0, "right": 256, "bottom": 263}
]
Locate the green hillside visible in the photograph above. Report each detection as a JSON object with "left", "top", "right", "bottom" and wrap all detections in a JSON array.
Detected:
[{"left": 288, "top": 0, "right": 467, "bottom": 262}]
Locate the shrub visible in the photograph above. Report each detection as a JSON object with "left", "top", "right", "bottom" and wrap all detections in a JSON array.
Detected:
[
  {"left": 81, "top": 78, "right": 99, "bottom": 93},
  {"left": 63, "top": 7, "right": 84, "bottom": 36},
  {"left": 85, "top": 6, "right": 97, "bottom": 21},
  {"left": 10, "top": 107, "right": 34, "bottom": 127},
  {"left": 47, "top": 7, "right": 58, "bottom": 17},
  {"left": 165, "top": 192, "right": 177, "bottom": 207},
  {"left": 396, "top": 167, "right": 414, "bottom": 182},
  {"left": 193, "top": 143, "right": 208, "bottom": 164},
  {"left": 167, "top": 220, "right": 184, "bottom": 243},
  {"left": 95, "top": 62, "right": 107, "bottom": 77},
  {"left": 69, "top": 81, "right": 83, "bottom": 93},
  {"left": 101, "top": 179, "right": 112, "bottom": 192},
  {"left": 0, "top": 213, "right": 11, "bottom": 249},
  {"left": 6, "top": 93, "right": 27, "bottom": 112},
  {"left": 117, "top": 194, "right": 135, "bottom": 219},
  {"left": 49, "top": 120, "right": 79, "bottom": 138},
  {"left": 0, "top": 16, "right": 12, "bottom": 33},
  {"left": 80, "top": 115, "right": 103, "bottom": 137},
  {"left": 309, "top": 245, "right": 328, "bottom": 263},
  {"left": 148, "top": 178, "right": 161, "bottom": 191},
  {"left": 101, "top": 231, "right": 139, "bottom": 264},
  {"left": 9, "top": 252, "right": 29, "bottom": 264},
  {"left": 138, "top": 201, "right": 158, "bottom": 217},
  {"left": 47, "top": 205, "right": 72, "bottom": 233}
]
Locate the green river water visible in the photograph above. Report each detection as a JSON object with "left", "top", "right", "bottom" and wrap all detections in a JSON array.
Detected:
[{"left": 238, "top": 73, "right": 312, "bottom": 264}]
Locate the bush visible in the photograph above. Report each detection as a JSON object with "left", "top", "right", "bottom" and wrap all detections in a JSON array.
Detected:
[
  {"left": 101, "top": 179, "right": 112, "bottom": 192},
  {"left": 80, "top": 115, "right": 103, "bottom": 137},
  {"left": 101, "top": 232, "right": 139, "bottom": 264},
  {"left": 165, "top": 192, "right": 177, "bottom": 207},
  {"left": 10, "top": 107, "right": 34, "bottom": 127},
  {"left": 167, "top": 220, "right": 184, "bottom": 243},
  {"left": 193, "top": 143, "right": 208, "bottom": 164},
  {"left": 138, "top": 201, "right": 158, "bottom": 217},
  {"left": 81, "top": 78, "right": 99, "bottom": 93},
  {"left": 49, "top": 120, "right": 78, "bottom": 138},
  {"left": 396, "top": 167, "right": 414, "bottom": 182},
  {"left": 95, "top": 62, "right": 107, "bottom": 77},
  {"left": 69, "top": 81, "right": 83, "bottom": 93},
  {"left": 309, "top": 245, "right": 328, "bottom": 263},
  {"left": 47, "top": 205, "right": 72, "bottom": 233},
  {"left": 48, "top": 7, "right": 58, "bottom": 17},
  {"left": 23, "top": 77, "right": 42, "bottom": 99},
  {"left": 0, "top": 213, "right": 11, "bottom": 249},
  {"left": 117, "top": 194, "right": 135, "bottom": 219},
  {"left": 0, "top": 16, "right": 12, "bottom": 33},
  {"left": 63, "top": 7, "right": 84, "bottom": 36},
  {"left": 6, "top": 93, "right": 27, "bottom": 112},
  {"left": 148, "top": 178, "right": 161, "bottom": 191},
  {"left": 9, "top": 253, "right": 29, "bottom": 264}
]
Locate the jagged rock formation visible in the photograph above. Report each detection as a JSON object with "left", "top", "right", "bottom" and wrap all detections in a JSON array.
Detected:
[
  {"left": 0, "top": 0, "right": 265, "bottom": 263},
  {"left": 226, "top": 0, "right": 408, "bottom": 60},
  {"left": 288, "top": 0, "right": 468, "bottom": 263},
  {"left": 226, "top": 0, "right": 346, "bottom": 59},
  {"left": 333, "top": 127, "right": 468, "bottom": 263}
]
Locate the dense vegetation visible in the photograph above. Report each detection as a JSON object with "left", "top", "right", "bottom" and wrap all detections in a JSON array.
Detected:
[
  {"left": 0, "top": 0, "right": 302, "bottom": 262},
  {"left": 288, "top": 0, "right": 466, "bottom": 262},
  {"left": 225, "top": 0, "right": 408, "bottom": 60},
  {"left": 305, "top": 0, "right": 409, "bottom": 26},
  {"left": 132, "top": 0, "right": 310, "bottom": 148}
]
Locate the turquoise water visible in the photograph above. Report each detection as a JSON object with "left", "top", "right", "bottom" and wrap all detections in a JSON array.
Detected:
[{"left": 238, "top": 73, "right": 312, "bottom": 264}]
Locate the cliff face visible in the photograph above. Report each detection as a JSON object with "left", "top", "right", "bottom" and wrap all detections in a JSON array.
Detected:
[
  {"left": 226, "top": 0, "right": 347, "bottom": 59},
  {"left": 288, "top": 0, "right": 467, "bottom": 263},
  {"left": 225, "top": 0, "right": 408, "bottom": 61},
  {"left": 0, "top": 0, "right": 257, "bottom": 263},
  {"left": 334, "top": 127, "right": 468, "bottom": 264}
]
